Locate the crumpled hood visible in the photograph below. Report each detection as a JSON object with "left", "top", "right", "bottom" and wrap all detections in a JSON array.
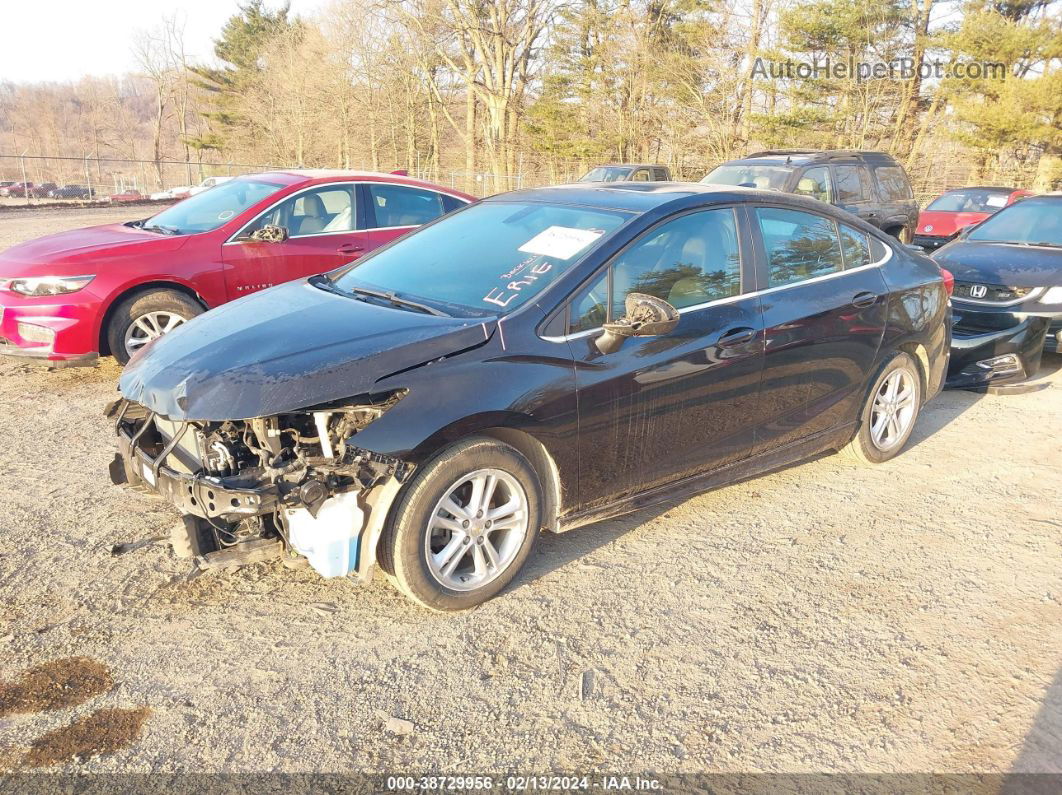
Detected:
[
  {"left": 120, "top": 280, "right": 495, "bottom": 421},
  {"left": 934, "top": 241, "right": 1062, "bottom": 287},
  {"left": 0, "top": 223, "right": 186, "bottom": 272}
]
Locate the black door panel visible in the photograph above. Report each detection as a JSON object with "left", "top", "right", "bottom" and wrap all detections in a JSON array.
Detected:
[
  {"left": 569, "top": 298, "right": 765, "bottom": 509},
  {"left": 752, "top": 269, "right": 889, "bottom": 451},
  {"left": 749, "top": 205, "right": 889, "bottom": 452}
]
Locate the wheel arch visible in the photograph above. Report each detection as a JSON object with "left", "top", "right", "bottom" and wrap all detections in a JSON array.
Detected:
[
  {"left": 97, "top": 280, "right": 209, "bottom": 356},
  {"left": 897, "top": 341, "right": 930, "bottom": 401},
  {"left": 400, "top": 414, "right": 565, "bottom": 534}
]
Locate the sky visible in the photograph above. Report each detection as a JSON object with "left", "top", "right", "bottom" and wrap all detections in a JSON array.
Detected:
[{"left": 0, "top": 0, "right": 326, "bottom": 84}]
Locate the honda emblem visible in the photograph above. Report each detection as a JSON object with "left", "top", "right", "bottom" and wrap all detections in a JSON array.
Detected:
[{"left": 969, "top": 284, "right": 988, "bottom": 299}]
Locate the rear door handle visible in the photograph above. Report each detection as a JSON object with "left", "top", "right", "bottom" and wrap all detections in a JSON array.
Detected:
[
  {"left": 718, "top": 327, "right": 757, "bottom": 347},
  {"left": 337, "top": 243, "right": 364, "bottom": 254},
  {"left": 851, "top": 291, "right": 879, "bottom": 308}
]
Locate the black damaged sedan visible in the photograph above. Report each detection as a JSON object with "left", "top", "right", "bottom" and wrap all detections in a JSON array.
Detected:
[
  {"left": 110, "top": 183, "right": 949, "bottom": 610},
  {"left": 934, "top": 193, "right": 1062, "bottom": 388}
]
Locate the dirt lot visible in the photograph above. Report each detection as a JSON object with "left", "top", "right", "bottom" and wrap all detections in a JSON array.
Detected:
[{"left": 0, "top": 206, "right": 1060, "bottom": 777}]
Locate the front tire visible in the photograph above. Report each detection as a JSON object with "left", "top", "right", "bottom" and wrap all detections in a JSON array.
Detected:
[
  {"left": 107, "top": 289, "right": 203, "bottom": 364},
  {"left": 379, "top": 436, "right": 541, "bottom": 611},
  {"left": 842, "top": 352, "right": 922, "bottom": 465}
]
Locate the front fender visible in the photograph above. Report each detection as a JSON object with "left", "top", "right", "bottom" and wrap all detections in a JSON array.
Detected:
[{"left": 348, "top": 348, "right": 579, "bottom": 494}]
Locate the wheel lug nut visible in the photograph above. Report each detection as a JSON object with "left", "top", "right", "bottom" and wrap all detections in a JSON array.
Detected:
[
  {"left": 476, "top": 510, "right": 483, "bottom": 518},
  {"left": 485, "top": 520, "right": 492, "bottom": 528},
  {"left": 462, "top": 520, "right": 470, "bottom": 528}
]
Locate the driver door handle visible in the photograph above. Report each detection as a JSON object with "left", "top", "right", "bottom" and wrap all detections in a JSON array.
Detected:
[
  {"left": 718, "top": 327, "right": 757, "bottom": 347},
  {"left": 337, "top": 243, "right": 364, "bottom": 254},
  {"left": 851, "top": 291, "right": 879, "bottom": 308}
]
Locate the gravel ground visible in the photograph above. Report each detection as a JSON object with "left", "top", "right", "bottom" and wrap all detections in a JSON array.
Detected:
[{"left": 0, "top": 206, "right": 1060, "bottom": 777}]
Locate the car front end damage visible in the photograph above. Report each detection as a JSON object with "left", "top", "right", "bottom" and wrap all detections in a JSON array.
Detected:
[{"left": 107, "top": 391, "right": 413, "bottom": 580}]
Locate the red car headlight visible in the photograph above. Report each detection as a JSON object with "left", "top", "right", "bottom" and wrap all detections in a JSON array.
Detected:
[{"left": 6, "top": 275, "right": 95, "bottom": 297}]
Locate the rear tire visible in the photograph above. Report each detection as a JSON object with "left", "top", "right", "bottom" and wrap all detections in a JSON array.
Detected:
[
  {"left": 107, "top": 289, "right": 203, "bottom": 364},
  {"left": 379, "top": 436, "right": 541, "bottom": 611},
  {"left": 889, "top": 226, "right": 912, "bottom": 244},
  {"left": 841, "top": 352, "right": 922, "bottom": 465}
]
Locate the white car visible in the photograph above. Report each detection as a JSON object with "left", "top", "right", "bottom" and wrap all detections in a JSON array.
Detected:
[
  {"left": 149, "top": 185, "right": 193, "bottom": 201},
  {"left": 187, "top": 176, "right": 233, "bottom": 196}
]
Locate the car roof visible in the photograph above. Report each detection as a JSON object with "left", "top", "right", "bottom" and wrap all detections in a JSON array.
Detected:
[
  {"left": 243, "top": 169, "right": 474, "bottom": 198},
  {"left": 941, "top": 186, "right": 1018, "bottom": 193},
  {"left": 588, "top": 163, "right": 668, "bottom": 169},
  {"left": 724, "top": 149, "right": 900, "bottom": 167},
  {"left": 482, "top": 181, "right": 829, "bottom": 214}
]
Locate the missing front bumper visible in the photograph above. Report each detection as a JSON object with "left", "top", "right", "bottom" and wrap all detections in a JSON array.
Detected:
[{"left": 109, "top": 404, "right": 410, "bottom": 581}]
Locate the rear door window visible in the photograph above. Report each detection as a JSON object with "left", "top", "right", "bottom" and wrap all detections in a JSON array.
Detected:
[
  {"left": 838, "top": 224, "right": 872, "bottom": 268},
  {"left": 833, "top": 166, "right": 870, "bottom": 204},
  {"left": 652, "top": 167, "right": 669, "bottom": 181},
  {"left": 755, "top": 207, "right": 845, "bottom": 287},
  {"left": 367, "top": 184, "right": 446, "bottom": 228},
  {"left": 631, "top": 169, "right": 651, "bottom": 182},
  {"left": 874, "top": 166, "right": 913, "bottom": 201}
]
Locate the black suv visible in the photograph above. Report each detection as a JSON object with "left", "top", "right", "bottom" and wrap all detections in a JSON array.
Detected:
[{"left": 701, "top": 150, "right": 918, "bottom": 243}]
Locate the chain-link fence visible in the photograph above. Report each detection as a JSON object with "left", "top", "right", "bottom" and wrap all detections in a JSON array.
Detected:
[
  {"left": 0, "top": 152, "right": 1050, "bottom": 209},
  {"left": 0, "top": 154, "right": 594, "bottom": 205},
  {"left": 0, "top": 155, "right": 286, "bottom": 205}
]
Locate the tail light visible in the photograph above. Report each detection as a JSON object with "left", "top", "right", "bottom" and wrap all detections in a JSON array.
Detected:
[{"left": 940, "top": 267, "right": 954, "bottom": 296}]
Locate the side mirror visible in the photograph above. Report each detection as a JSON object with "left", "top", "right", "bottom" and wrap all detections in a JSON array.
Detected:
[
  {"left": 248, "top": 224, "right": 289, "bottom": 243},
  {"left": 595, "top": 293, "right": 679, "bottom": 354}
]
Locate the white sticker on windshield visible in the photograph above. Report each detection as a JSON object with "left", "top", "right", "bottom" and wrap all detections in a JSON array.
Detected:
[
  {"left": 518, "top": 226, "right": 603, "bottom": 260},
  {"left": 985, "top": 195, "right": 1007, "bottom": 208}
]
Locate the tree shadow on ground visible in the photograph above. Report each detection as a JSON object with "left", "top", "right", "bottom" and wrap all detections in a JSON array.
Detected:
[{"left": 1007, "top": 665, "right": 1062, "bottom": 785}]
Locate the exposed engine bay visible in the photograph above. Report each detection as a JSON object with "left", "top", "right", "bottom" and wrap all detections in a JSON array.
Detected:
[{"left": 108, "top": 390, "right": 411, "bottom": 579}]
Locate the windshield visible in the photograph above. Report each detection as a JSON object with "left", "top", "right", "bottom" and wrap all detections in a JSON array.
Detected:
[
  {"left": 578, "top": 167, "right": 634, "bottom": 182},
  {"left": 927, "top": 189, "right": 1010, "bottom": 213},
  {"left": 144, "top": 178, "right": 284, "bottom": 234},
  {"left": 333, "top": 201, "right": 629, "bottom": 315},
  {"left": 701, "top": 164, "right": 791, "bottom": 191},
  {"left": 966, "top": 198, "right": 1062, "bottom": 246}
]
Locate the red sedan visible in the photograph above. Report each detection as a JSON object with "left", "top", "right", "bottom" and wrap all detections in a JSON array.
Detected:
[
  {"left": 914, "top": 186, "right": 1032, "bottom": 251},
  {"left": 0, "top": 170, "right": 474, "bottom": 366}
]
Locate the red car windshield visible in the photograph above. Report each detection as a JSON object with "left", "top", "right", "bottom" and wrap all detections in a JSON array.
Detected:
[
  {"left": 144, "top": 178, "right": 285, "bottom": 234},
  {"left": 926, "top": 189, "right": 1010, "bottom": 214}
]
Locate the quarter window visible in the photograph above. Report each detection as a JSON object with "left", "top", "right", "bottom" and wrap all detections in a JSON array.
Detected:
[
  {"left": 833, "top": 166, "right": 869, "bottom": 203},
  {"left": 755, "top": 207, "right": 845, "bottom": 287},
  {"left": 367, "top": 184, "right": 446, "bottom": 228}
]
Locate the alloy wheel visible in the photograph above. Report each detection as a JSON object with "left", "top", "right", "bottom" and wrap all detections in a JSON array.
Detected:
[
  {"left": 869, "top": 368, "right": 917, "bottom": 451},
  {"left": 124, "top": 311, "right": 187, "bottom": 357},
  {"left": 425, "top": 468, "right": 529, "bottom": 592}
]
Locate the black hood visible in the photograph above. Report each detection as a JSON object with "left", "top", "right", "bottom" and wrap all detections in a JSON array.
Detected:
[
  {"left": 935, "top": 240, "right": 1062, "bottom": 287},
  {"left": 119, "top": 280, "right": 494, "bottom": 421}
]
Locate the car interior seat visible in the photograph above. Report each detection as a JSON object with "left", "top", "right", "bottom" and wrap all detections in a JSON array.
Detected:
[{"left": 293, "top": 194, "right": 329, "bottom": 235}]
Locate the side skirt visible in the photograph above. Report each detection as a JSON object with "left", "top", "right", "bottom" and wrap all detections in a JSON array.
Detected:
[{"left": 556, "top": 424, "right": 855, "bottom": 534}]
